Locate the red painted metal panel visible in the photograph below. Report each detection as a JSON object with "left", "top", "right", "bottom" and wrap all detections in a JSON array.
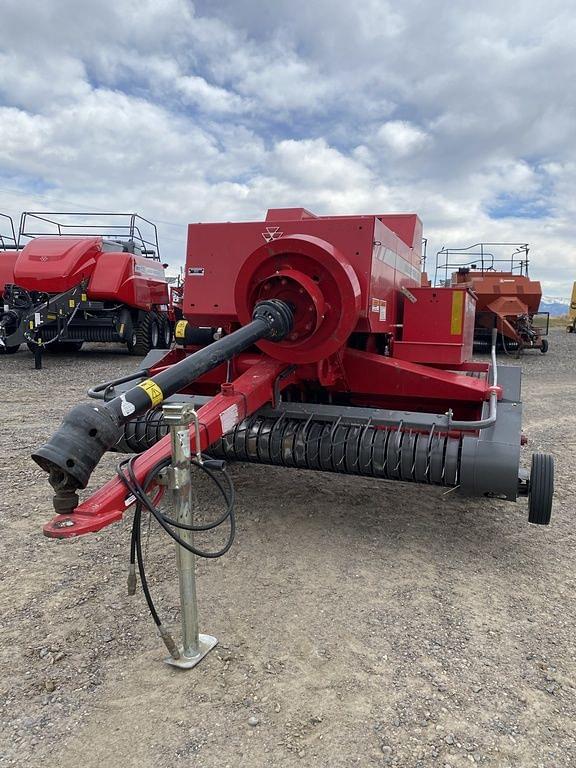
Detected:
[
  {"left": 394, "top": 287, "right": 476, "bottom": 364},
  {"left": 377, "top": 213, "right": 423, "bottom": 251},
  {"left": 13, "top": 237, "right": 101, "bottom": 293},
  {"left": 183, "top": 209, "right": 422, "bottom": 332},
  {"left": 0, "top": 251, "right": 18, "bottom": 292},
  {"left": 88, "top": 252, "right": 169, "bottom": 309},
  {"left": 12, "top": 236, "right": 169, "bottom": 309}
]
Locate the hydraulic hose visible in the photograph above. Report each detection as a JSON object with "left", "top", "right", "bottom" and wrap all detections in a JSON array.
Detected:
[{"left": 32, "top": 299, "right": 293, "bottom": 510}]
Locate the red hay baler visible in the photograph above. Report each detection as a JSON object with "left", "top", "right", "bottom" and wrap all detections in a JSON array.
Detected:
[
  {"left": 0, "top": 212, "right": 172, "bottom": 358},
  {"left": 33, "top": 207, "right": 553, "bottom": 545}
]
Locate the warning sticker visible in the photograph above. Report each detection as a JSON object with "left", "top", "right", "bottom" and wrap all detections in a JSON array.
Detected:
[
  {"left": 370, "top": 298, "right": 387, "bottom": 321},
  {"left": 188, "top": 267, "right": 205, "bottom": 276},
  {"left": 220, "top": 403, "right": 239, "bottom": 433},
  {"left": 138, "top": 379, "right": 164, "bottom": 407},
  {"left": 175, "top": 320, "right": 188, "bottom": 339}
]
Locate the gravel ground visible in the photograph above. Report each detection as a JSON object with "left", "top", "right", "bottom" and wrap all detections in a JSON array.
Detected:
[{"left": 0, "top": 329, "right": 574, "bottom": 768}]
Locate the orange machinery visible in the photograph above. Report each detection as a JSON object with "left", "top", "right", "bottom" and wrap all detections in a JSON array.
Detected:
[{"left": 435, "top": 243, "right": 549, "bottom": 354}]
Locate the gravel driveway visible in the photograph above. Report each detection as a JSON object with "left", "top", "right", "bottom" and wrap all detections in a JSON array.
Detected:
[{"left": 0, "top": 329, "right": 574, "bottom": 768}]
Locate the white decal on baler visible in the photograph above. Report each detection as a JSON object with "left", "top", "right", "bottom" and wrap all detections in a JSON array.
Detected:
[
  {"left": 220, "top": 404, "right": 239, "bottom": 433},
  {"left": 262, "top": 227, "right": 283, "bottom": 243},
  {"left": 120, "top": 394, "right": 136, "bottom": 417}
]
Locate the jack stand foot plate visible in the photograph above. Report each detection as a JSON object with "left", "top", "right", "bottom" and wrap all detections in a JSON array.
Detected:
[{"left": 164, "top": 634, "right": 218, "bottom": 670}]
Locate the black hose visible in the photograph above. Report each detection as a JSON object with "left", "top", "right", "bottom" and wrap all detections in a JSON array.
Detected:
[
  {"left": 117, "top": 453, "right": 236, "bottom": 631},
  {"left": 134, "top": 505, "right": 162, "bottom": 626}
]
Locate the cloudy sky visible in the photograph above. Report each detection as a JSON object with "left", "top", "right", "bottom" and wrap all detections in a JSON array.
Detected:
[{"left": 1, "top": 0, "right": 575, "bottom": 295}]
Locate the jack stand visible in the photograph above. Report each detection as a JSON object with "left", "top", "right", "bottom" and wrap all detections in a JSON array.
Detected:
[
  {"left": 34, "top": 345, "right": 43, "bottom": 370},
  {"left": 162, "top": 402, "right": 217, "bottom": 669}
]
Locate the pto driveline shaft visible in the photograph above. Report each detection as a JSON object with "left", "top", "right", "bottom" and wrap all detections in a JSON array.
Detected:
[
  {"left": 100, "top": 301, "right": 292, "bottom": 425},
  {"left": 32, "top": 300, "right": 293, "bottom": 506}
]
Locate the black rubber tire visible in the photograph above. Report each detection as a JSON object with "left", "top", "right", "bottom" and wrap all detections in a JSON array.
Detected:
[
  {"left": 0, "top": 343, "right": 20, "bottom": 354},
  {"left": 528, "top": 453, "right": 554, "bottom": 525},
  {"left": 540, "top": 338, "right": 549, "bottom": 354},
  {"left": 156, "top": 313, "right": 172, "bottom": 349},
  {"left": 150, "top": 318, "right": 159, "bottom": 349},
  {"left": 127, "top": 312, "right": 156, "bottom": 356}
]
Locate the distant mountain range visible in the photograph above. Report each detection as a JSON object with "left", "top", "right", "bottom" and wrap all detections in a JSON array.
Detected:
[{"left": 540, "top": 297, "right": 570, "bottom": 316}]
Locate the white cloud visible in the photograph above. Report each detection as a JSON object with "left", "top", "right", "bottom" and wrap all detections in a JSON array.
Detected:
[
  {"left": 377, "top": 121, "right": 430, "bottom": 156},
  {"left": 0, "top": 0, "right": 575, "bottom": 294}
]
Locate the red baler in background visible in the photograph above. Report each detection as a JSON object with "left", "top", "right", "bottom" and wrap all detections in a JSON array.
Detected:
[
  {"left": 0, "top": 212, "right": 172, "bottom": 358},
  {"left": 0, "top": 214, "right": 20, "bottom": 352}
]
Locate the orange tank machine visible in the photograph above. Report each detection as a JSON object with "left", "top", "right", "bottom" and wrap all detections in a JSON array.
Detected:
[{"left": 435, "top": 243, "right": 549, "bottom": 354}]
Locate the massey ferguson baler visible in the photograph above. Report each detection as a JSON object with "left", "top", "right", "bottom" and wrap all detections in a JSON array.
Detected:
[
  {"left": 0, "top": 212, "right": 172, "bottom": 358},
  {"left": 32, "top": 208, "right": 554, "bottom": 657}
]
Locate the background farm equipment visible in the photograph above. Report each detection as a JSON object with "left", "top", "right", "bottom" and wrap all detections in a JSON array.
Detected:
[
  {"left": 0, "top": 212, "right": 172, "bottom": 364},
  {"left": 0, "top": 214, "right": 21, "bottom": 354},
  {"left": 32, "top": 207, "right": 554, "bottom": 660},
  {"left": 435, "top": 243, "right": 549, "bottom": 354},
  {"left": 567, "top": 282, "right": 576, "bottom": 333}
]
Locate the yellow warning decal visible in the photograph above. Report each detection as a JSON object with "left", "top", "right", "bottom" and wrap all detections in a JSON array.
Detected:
[
  {"left": 137, "top": 378, "right": 164, "bottom": 407},
  {"left": 29, "top": 320, "right": 34, "bottom": 329},
  {"left": 81, "top": 293, "right": 87, "bottom": 302},
  {"left": 450, "top": 291, "right": 464, "bottom": 335},
  {"left": 69, "top": 299, "right": 75, "bottom": 308},
  {"left": 175, "top": 320, "right": 188, "bottom": 339}
]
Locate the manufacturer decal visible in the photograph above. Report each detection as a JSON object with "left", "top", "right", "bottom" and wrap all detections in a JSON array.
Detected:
[
  {"left": 262, "top": 226, "right": 283, "bottom": 243},
  {"left": 134, "top": 263, "right": 166, "bottom": 278}
]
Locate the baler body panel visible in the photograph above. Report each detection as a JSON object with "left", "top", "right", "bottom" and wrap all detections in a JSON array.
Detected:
[
  {"left": 88, "top": 252, "right": 169, "bottom": 310},
  {"left": 369, "top": 216, "right": 421, "bottom": 333},
  {"left": 13, "top": 237, "right": 101, "bottom": 293},
  {"left": 183, "top": 211, "right": 422, "bottom": 331},
  {"left": 395, "top": 287, "right": 476, "bottom": 364},
  {"left": 0, "top": 252, "right": 18, "bottom": 293}
]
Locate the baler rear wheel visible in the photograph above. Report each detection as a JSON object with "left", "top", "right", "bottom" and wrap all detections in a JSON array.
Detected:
[
  {"left": 127, "top": 312, "right": 157, "bottom": 356},
  {"left": 540, "top": 338, "right": 549, "bottom": 354},
  {"left": 528, "top": 453, "right": 554, "bottom": 525},
  {"left": 0, "top": 343, "right": 20, "bottom": 354}
]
